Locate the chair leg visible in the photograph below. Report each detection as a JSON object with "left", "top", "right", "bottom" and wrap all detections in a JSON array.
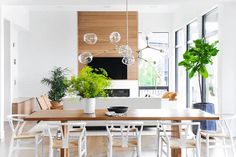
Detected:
[
  {"left": 160, "top": 140, "right": 163, "bottom": 157},
  {"left": 196, "top": 147, "right": 200, "bottom": 157},
  {"left": 41, "top": 137, "right": 44, "bottom": 157},
  {"left": 167, "top": 145, "right": 171, "bottom": 157},
  {"left": 78, "top": 143, "right": 82, "bottom": 157},
  {"left": 35, "top": 137, "right": 38, "bottom": 157},
  {"left": 108, "top": 140, "right": 113, "bottom": 157},
  {"left": 8, "top": 138, "right": 14, "bottom": 157},
  {"left": 229, "top": 135, "right": 236, "bottom": 157},
  {"left": 84, "top": 137, "right": 87, "bottom": 157},
  {"left": 156, "top": 127, "right": 160, "bottom": 156},
  {"left": 206, "top": 135, "right": 210, "bottom": 157},
  {"left": 49, "top": 147, "right": 53, "bottom": 157},
  {"left": 137, "top": 144, "right": 141, "bottom": 157},
  {"left": 222, "top": 138, "right": 227, "bottom": 157}
]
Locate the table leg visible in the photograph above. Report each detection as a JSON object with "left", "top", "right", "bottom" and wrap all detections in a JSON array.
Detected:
[
  {"left": 60, "top": 122, "right": 69, "bottom": 157},
  {"left": 171, "top": 120, "right": 181, "bottom": 157}
]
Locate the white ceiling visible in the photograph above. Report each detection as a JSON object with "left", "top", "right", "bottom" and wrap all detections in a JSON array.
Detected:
[{"left": 1, "top": 0, "right": 223, "bottom": 13}]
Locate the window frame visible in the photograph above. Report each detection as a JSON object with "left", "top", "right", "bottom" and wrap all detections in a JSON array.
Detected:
[
  {"left": 202, "top": 7, "right": 219, "bottom": 104},
  {"left": 138, "top": 32, "right": 170, "bottom": 97}
]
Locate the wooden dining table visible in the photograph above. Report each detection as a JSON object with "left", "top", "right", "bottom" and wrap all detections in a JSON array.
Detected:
[{"left": 24, "top": 109, "right": 219, "bottom": 157}]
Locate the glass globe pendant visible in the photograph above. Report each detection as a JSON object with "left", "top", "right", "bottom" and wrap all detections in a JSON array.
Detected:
[
  {"left": 78, "top": 52, "right": 93, "bottom": 64},
  {"left": 109, "top": 32, "right": 121, "bottom": 44},
  {"left": 122, "top": 54, "right": 135, "bottom": 65},
  {"left": 118, "top": 44, "right": 133, "bottom": 57},
  {"left": 83, "top": 33, "right": 98, "bottom": 45}
]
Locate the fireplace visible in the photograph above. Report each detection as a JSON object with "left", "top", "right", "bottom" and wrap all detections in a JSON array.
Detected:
[{"left": 106, "top": 89, "right": 130, "bottom": 97}]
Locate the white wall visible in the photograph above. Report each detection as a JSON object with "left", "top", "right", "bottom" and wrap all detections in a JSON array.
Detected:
[
  {"left": 17, "top": 11, "right": 77, "bottom": 97},
  {"left": 217, "top": 1, "right": 236, "bottom": 134},
  {"left": 0, "top": 5, "right": 4, "bottom": 139},
  {"left": 173, "top": 1, "right": 218, "bottom": 30},
  {"left": 3, "top": 6, "right": 29, "bottom": 30},
  {"left": 139, "top": 13, "right": 173, "bottom": 32},
  {"left": 3, "top": 19, "right": 11, "bottom": 120}
]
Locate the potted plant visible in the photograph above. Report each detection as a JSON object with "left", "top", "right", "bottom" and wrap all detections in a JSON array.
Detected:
[
  {"left": 65, "top": 66, "right": 111, "bottom": 113},
  {"left": 178, "top": 38, "right": 219, "bottom": 131},
  {"left": 41, "top": 67, "right": 68, "bottom": 108}
]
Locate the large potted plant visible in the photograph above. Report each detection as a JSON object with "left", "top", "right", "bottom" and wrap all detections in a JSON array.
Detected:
[
  {"left": 65, "top": 66, "right": 111, "bottom": 113},
  {"left": 41, "top": 67, "right": 68, "bottom": 108},
  {"left": 178, "top": 38, "right": 219, "bottom": 131}
]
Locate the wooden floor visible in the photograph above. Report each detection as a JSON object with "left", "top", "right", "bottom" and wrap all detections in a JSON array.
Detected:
[{"left": 0, "top": 122, "right": 235, "bottom": 157}]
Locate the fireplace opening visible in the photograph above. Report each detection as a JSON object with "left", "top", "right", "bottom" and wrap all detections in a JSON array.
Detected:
[{"left": 105, "top": 89, "right": 130, "bottom": 97}]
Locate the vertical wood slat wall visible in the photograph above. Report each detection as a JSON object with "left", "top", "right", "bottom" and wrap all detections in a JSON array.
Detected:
[{"left": 77, "top": 12, "right": 138, "bottom": 80}]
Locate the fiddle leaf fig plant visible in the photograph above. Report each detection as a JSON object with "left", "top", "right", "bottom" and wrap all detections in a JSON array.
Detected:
[
  {"left": 65, "top": 66, "right": 111, "bottom": 98},
  {"left": 178, "top": 38, "right": 219, "bottom": 103}
]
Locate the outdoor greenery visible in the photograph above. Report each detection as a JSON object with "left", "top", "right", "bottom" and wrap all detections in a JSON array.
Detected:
[
  {"left": 65, "top": 66, "right": 111, "bottom": 98},
  {"left": 178, "top": 38, "right": 219, "bottom": 103},
  {"left": 41, "top": 67, "right": 68, "bottom": 102}
]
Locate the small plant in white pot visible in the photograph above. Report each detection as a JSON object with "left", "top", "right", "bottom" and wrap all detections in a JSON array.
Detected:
[{"left": 65, "top": 66, "right": 111, "bottom": 113}]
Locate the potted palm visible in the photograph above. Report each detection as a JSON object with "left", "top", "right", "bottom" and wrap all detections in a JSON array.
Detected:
[
  {"left": 178, "top": 38, "right": 219, "bottom": 131},
  {"left": 65, "top": 66, "right": 111, "bottom": 113},
  {"left": 41, "top": 67, "right": 68, "bottom": 108}
]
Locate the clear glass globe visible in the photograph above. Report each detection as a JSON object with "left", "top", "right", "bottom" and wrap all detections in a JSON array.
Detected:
[
  {"left": 78, "top": 52, "right": 93, "bottom": 64},
  {"left": 118, "top": 45, "right": 133, "bottom": 57},
  {"left": 122, "top": 55, "right": 135, "bottom": 65},
  {"left": 83, "top": 33, "right": 98, "bottom": 45},
  {"left": 109, "top": 32, "right": 121, "bottom": 44}
]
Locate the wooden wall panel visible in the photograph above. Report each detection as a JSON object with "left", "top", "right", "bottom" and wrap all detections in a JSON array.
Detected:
[{"left": 78, "top": 12, "right": 138, "bottom": 80}]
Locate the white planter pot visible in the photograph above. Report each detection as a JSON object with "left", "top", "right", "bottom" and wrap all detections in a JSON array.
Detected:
[{"left": 83, "top": 98, "right": 96, "bottom": 113}]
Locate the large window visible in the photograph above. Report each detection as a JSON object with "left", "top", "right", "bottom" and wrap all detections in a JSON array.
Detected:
[
  {"left": 203, "top": 8, "right": 219, "bottom": 109},
  {"left": 175, "top": 8, "right": 218, "bottom": 108},
  {"left": 186, "top": 20, "right": 200, "bottom": 107},
  {"left": 138, "top": 32, "right": 169, "bottom": 97},
  {"left": 175, "top": 29, "right": 186, "bottom": 107}
]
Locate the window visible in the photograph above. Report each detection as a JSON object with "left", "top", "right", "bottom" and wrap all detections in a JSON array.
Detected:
[
  {"left": 203, "top": 8, "right": 219, "bottom": 109},
  {"left": 186, "top": 20, "right": 200, "bottom": 107},
  {"left": 175, "top": 29, "right": 186, "bottom": 107},
  {"left": 138, "top": 32, "right": 169, "bottom": 97}
]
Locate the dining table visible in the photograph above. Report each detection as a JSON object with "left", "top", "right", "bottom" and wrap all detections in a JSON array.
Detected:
[{"left": 24, "top": 108, "right": 219, "bottom": 157}]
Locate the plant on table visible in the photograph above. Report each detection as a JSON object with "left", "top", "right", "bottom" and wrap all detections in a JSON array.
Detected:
[
  {"left": 65, "top": 66, "right": 111, "bottom": 98},
  {"left": 64, "top": 66, "right": 111, "bottom": 113}
]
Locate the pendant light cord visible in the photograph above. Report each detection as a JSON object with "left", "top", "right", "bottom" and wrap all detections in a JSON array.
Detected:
[{"left": 126, "top": 0, "right": 129, "bottom": 45}]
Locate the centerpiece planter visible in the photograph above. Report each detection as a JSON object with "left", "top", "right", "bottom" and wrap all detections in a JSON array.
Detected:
[
  {"left": 64, "top": 66, "right": 111, "bottom": 114},
  {"left": 83, "top": 98, "right": 96, "bottom": 113}
]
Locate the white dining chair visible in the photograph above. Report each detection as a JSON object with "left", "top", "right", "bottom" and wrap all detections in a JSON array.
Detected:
[
  {"left": 7, "top": 114, "right": 44, "bottom": 157},
  {"left": 106, "top": 121, "right": 143, "bottom": 157},
  {"left": 201, "top": 113, "right": 236, "bottom": 157},
  {"left": 47, "top": 122, "right": 87, "bottom": 157},
  {"left": 159, "top": 121, "right": 201, "bottom": 157}
]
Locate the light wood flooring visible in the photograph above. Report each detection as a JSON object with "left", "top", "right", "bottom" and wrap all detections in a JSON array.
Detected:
[{"left": 0, "top": 122, "right": 235, "bottom": 157}]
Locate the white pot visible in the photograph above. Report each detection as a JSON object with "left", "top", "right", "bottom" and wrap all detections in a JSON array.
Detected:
[{"left": 83, "top": 98, "right": 96, "bottom": 113}]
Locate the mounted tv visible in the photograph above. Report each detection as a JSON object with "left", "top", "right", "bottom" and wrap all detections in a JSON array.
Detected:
[{"left": 88, "top": 57, "right": 127, "bottom": 80}]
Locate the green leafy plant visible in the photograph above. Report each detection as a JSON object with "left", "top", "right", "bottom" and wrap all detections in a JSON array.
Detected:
[
  {"left": 41, "top": 67, "right": 68, "bottom": 102},
  {"left": 178, "top": 38, "right": 219, "bottom": 103},
  {"left": 65, "top": 66, "right": 111, "bottom": 98}
]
